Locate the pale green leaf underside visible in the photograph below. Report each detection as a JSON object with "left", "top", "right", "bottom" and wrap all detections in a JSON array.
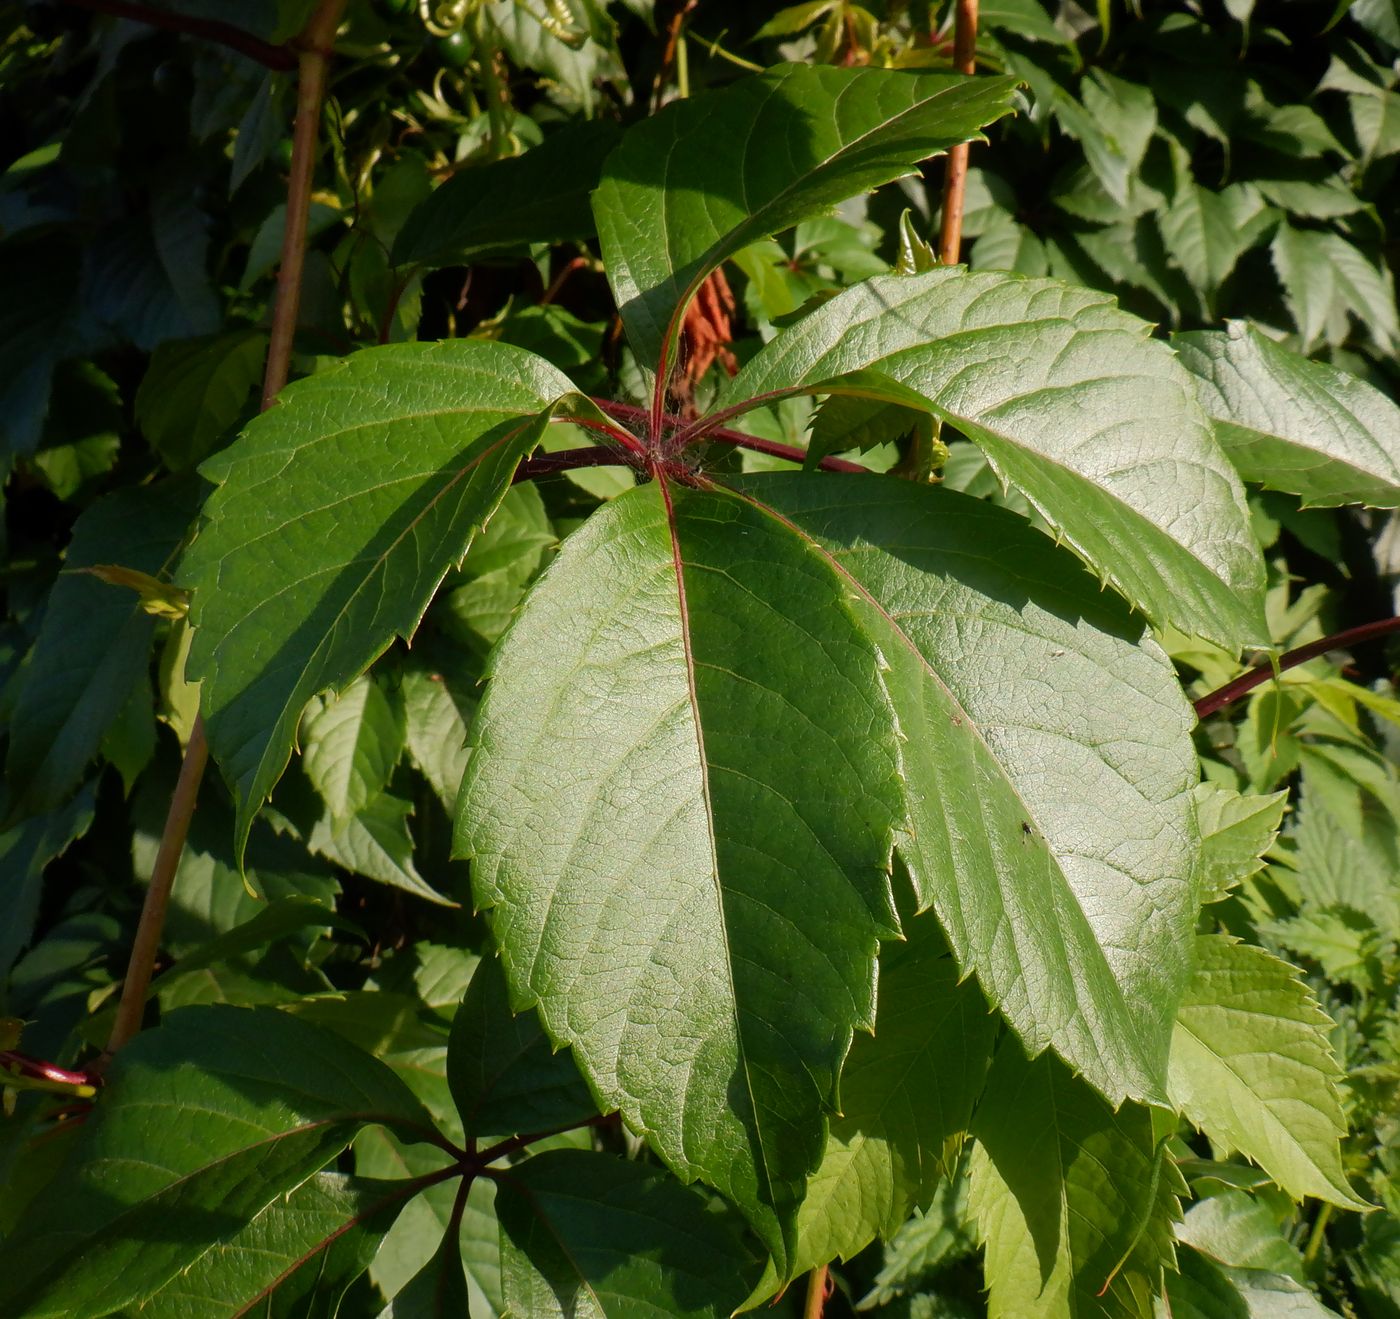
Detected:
[
  {"left": 180, "top": 339, "right": 573, "bottom": 859},
  {"left": 456, "top": 478, "right": 904, "bottom": 1270},
  {"left": 593, "top": 63, "right": 1018, "bottom": 375},
  {"left": 728, "top": 269, "right": 1268, "bottom": 650},
  {"left": 971, "top": 1042, "right": 1181, "bottom": 1318},
  {"left": 1168, "top": 934, "right": 1366, "bottom": 1209},
  {"left": 1175, "top": 321, "right": 1400, "bottom": 508},
  {"left": 733, "top": 474, "right": 1200, "bottom": 1105}
]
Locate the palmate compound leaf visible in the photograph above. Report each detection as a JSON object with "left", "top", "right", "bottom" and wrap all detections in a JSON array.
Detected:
[
  {"left": 457, "top": 471, "right": 1201, "bottom": 1267},
  {"left": 730, "top": 474, "right": 1201, "bottom": 1106},
  {"left": 592, "top": 63, "right": 1018, "bottom": 382},
  {"left": 1168, "top": 933, "right": 1367, "bottom": 1209},
  {"left": 1174, "top": 320, "right": 1400, "bottom": 508},
  {"left": 969, "top": 1039, "right": 1184, "bottom": 1319},
  {"left": 0, "top": 1005, "right": 437, "bottom": 1319},
  {"left": 455, "top": 474, "right": 907, "bottom": 1271},
  {"left": 726, "top": 268, "right": 1268, "bottom": 651},
  {"left": 494, "top": 1149, "right": 761, "bottom": 1317},
  {"left": 179, "top": 339, "right": 576, "bottom": 862}
]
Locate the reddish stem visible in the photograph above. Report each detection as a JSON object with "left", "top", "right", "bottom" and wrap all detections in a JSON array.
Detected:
[
  {"left": 59, "top": 0, "right": 297, "bottom": 70},
  {"left": 1193, "top": 616, "right": 1400, "bottom": 719},
  {"left": 512, "top": 446, "right": 636, "bottom": 483},
  {"left": 938, "top": 0, "right": 979, "bottom": 265},
  {"left": 0, "top": 1051, "right": 97, "bottom": 1089},
  {"left": 704, "top": 427, "right": 869, "bottom": 473}
]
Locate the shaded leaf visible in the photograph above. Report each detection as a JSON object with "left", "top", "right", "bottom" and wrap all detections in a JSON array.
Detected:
[
  {"left": 495, "top": 1150, "right": 760, "bottom": 1317},
  {"left": 302, "top": 674, "right": 406, "bottom": 820},
  {"left": 392, "top": 120, "right": 621, "bottom": 269},
  {"left": 0, "top": 1005, "right": 436, "bottom": 1318},
  {"left": 593, "top": 63, "right": 1018, "bottom": 375},
  {"left": 1271, "top": 225, "right": 1399, "bottom": 352},
  {"left": 970, "top": 1039, "right": 1182, "bottom": 1318},
  {"left": 447, "top": 955, "right": 598, "bottom": 1143}
]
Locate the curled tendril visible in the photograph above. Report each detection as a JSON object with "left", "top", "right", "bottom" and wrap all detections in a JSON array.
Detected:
[{"left": 419, "top": 0, "right": 473, "bottom": 37}]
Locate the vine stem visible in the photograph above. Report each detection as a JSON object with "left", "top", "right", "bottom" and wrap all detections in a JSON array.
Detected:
[
  {"left": 1192, "top": 615, "right": 1400, "bottom": 719},
  {"left": 103, "top": 0, "right": 347, "bottom": 1061},
  {"left": 58, "top": 0, "right": 297, "bottom": 70},
  {"left": 938, "top": 0, "right": 979, "bottom": 265},
  {"left": 803, "top": 1264, "right": 830, "bottom": 1319}
]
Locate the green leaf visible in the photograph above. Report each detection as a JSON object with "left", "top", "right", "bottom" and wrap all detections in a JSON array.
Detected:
[
  {"left": 1174, "top": 321, "right": 1400, "bottom": 508},
  {"left": 447, "top": 955, "right": 598, "bottom": 1143},
  {"left": 180, "top": 339, "right": 573, "bottom": 861},
  {"left": 727, "top": 268, "right": 1266, "bottom": 649},
  {"left": 380, "top": 1220, "right": 472, "bottom": 1318},
  {"left": 0, "top": 1005, "right": 437, "bottom": 1318},
  {"left": 1271, "top": 225, "right": 1399, "bottom": 353},
  {"left": 592, "top": 63, "right": 1018, "bottom": 376},
  {"left": 1054, "top": 71, "right": 1157, "bottom": 208},
  {"left": 731, "top": 474, "right": 1199, "bottom": 1106},
  {"left": 302, "top": 673, "right": 406, "bottom": 820},
  {"left": 456, "top": 478, "right": 905, "bottom": 1267},
  {"left": 131, "top": 1173, "right": 411, "bottom": 1319},
  {"left": 1194, "top": 782, "right": 1287, "bottom": 903},
  {"left": 402, "top": 661, "right": 476, "bottom": 813},
  {"left": 1177, "top": 1188, "right": 1306, "bottom": 1280},
  {"left": 494, "top": 1150, "right": 760, "bottom": 1317},
  {"left": 1159, "top": 181, "right": 1270, "bottom": 312},
  {"left": 5, "top": 480, "right": 196, "bottom": 818},
  {"left": 969, "top": 1039, "right": 1182, "bottom": 1318},
  {"left": 135, "top": 328, "right": 267, "bottom": 471},
  {"left": 307, "top": 791, "right": 455, "bottom": 906},
  {"left": 391, "top": 120, "right": 621, "bottom": 269},
  {"left": 1166, "top": 1244, "right": 1342, "bottom": 1318},
  {"left": 0, "top": 785, "right": 96, "bottom": 985},
  {"left": 1167, "top": 934, "right": 1366, "bottom": 1209},
  {"left": 746, "top": 918, "right": 997, "bottom": 1303}
]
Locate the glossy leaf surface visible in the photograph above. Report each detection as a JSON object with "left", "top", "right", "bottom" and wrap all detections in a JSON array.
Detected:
[
  {"left": 593, "top": 64, "right": 1017, "bottom": 376},
  {"left": 728, "top": 269, "right": 1267, "bottom": 649},
  {"left": 732, "top": 474, "right": 1200, "bottom": 1105},
  {"left": 180, "top": 340, "right": 572, "bottom": 858},
  {"left": 1176, "top": 320, "right": 1400, "bottom": 507},
  {"left": 456, "top": 476, "right": 904, "bottom": 1267}
]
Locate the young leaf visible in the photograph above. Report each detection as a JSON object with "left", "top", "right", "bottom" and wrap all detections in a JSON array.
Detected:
[
  {"left": 592, "top": 63, "right": 1018, "bottom": 380},
  {"left": 180, "top": 339, "right": 574, "bottom": 861},
  {"left": 746, "top": 919, "right": 997, "bottom": 1304},
  {"left": 1174, "top": 321, "right": 1400, "bottom": 508},
  {"left": 1194, "top": 781, "right": 1287, "bottom": 903},
  {"left": 391, "top": 119, "right": 621, "bottom": 270},
  {"left": 5, "top": 480, "right": 196, "bottom": 818},
  {"left": 447, "top": 956, "right": 598, "bottom": 1143},
  {"left": 724, "top": 472, "right": 1200, "bottom": 1106},
  {"left": 494, "top": 1150, "right": 760, "bottom": 1317},
  {"left": 970, "top": 1040, "right": 1182, "bottom": 1318},
  {"left": 0, "top": 1005, "right": 438, "bottom": 1318},
  {"left": 456, "top": 477, "right": 906, "bottom": 1267},
  {"left": 128, "top": 1173, "right": 412, "bottom": 1319},
  {"left": 1168, "top": 934, "right": 1367, "bottom": 1209},
  {"left": 302, "top": 673, "right": 406, "bottom": 820},
  {"left": 727, "top": 269, "right": 1267, "bottom": 650}
]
